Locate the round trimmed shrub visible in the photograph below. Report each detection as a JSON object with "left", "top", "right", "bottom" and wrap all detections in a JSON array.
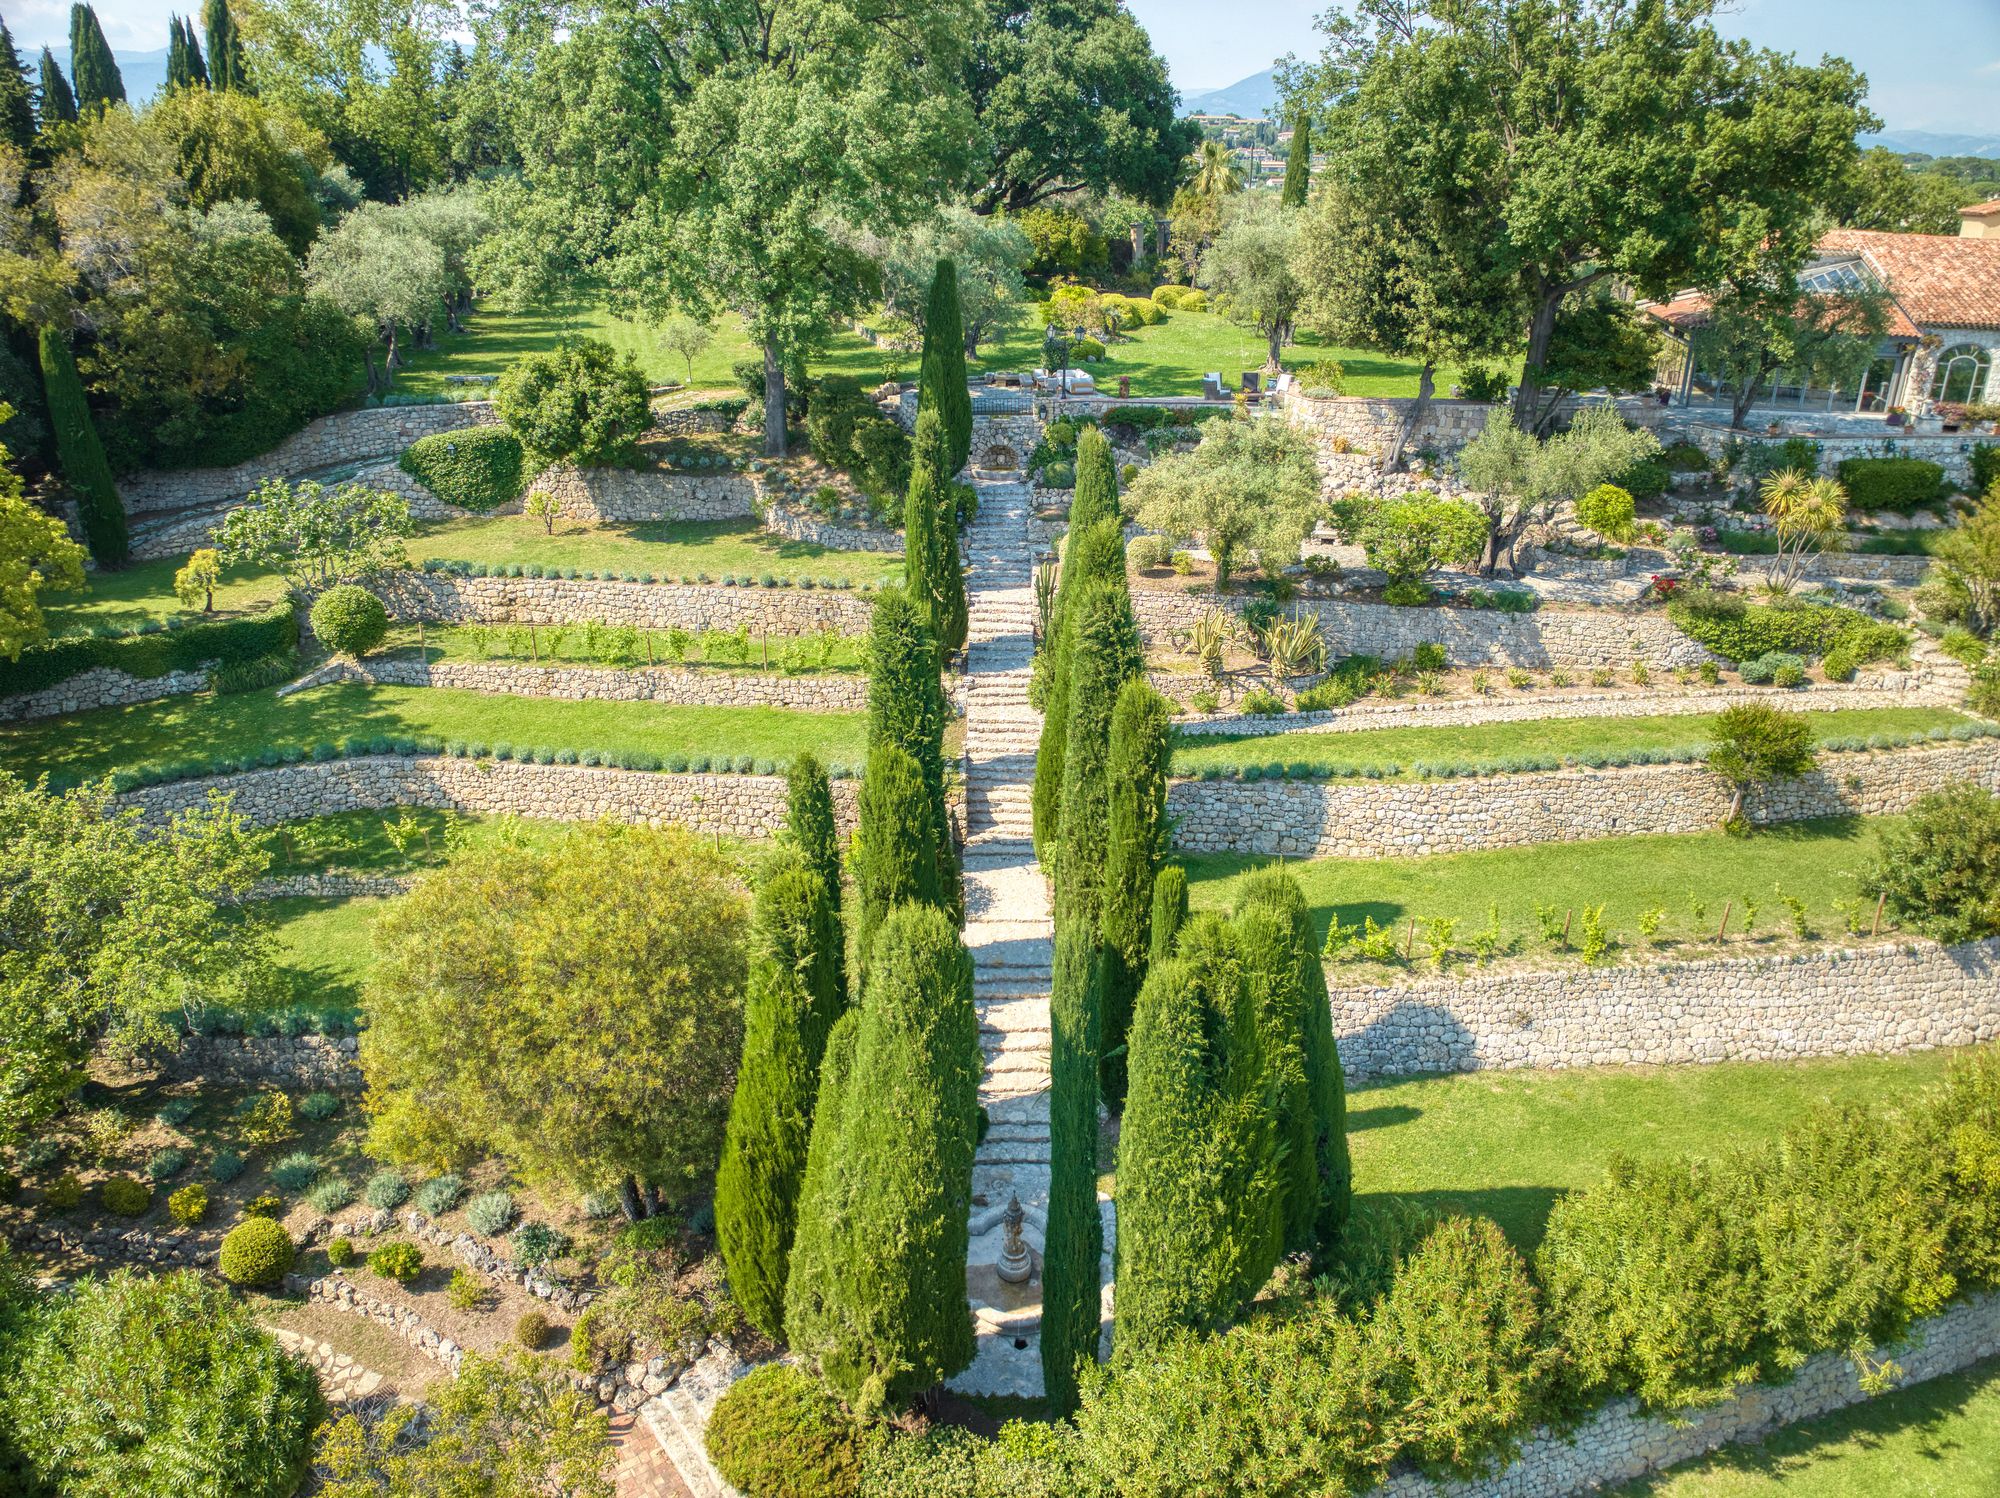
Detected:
[
  {"left": 515, "top": 1309, "right": 550, "bottom": 1349},
  {"left": 415, "top": 1173, "right": 465, "bottom": 1216},
  {"left": 1575, "top": 483, "right": 1636, "bottom": 542},
  {"left": 399, "top": 426, "right": 526, "bottom": 510},
  {"left": 100, "top": 1175, "right": 151, "bottom": 1217},
  {"left": 325, "top": 1236, "right": 356, "bottom": 1268},
  {"left": 465, "top": 1190, "right": 516, "bottom": 1237},
  {"left": 219, "top": 1217, "right": 296, "bottom": 1287},
  {"left": 42, "top": 1172, "right": 83, "bottom": 1212},
  {"left": 704, "top": 1363, "right": 868, "bottom": 1498},
  {"left": 308, "top": 585, "right": 389, "bottom": 658}
]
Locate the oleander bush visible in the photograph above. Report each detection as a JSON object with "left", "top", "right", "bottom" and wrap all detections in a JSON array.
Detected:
[
  {"left": 705, "top": 1362, "right": 869, "bottom": 1498},
  {"left": 399, "top": 426, "right": 526, "bottom": 510},
  {"left": 219, "top": 1217, "right": 295, "bottom": 1287}
]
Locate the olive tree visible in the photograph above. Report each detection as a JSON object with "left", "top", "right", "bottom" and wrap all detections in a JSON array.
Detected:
[
  {"left": 1454, "top": 405, "right": 1658, "bottom": 577},
  {"left": 1127, "top": 418, "right": 1320, "bottom": 592}
]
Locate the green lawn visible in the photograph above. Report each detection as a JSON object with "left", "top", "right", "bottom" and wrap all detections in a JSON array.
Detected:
[
  {"left": 260, "top": 894, "right": 391, "bottom": 1011},
  {"left": 262, "top": 807, "right": 760, "bottom": 878},
  {"left": 386, "top": 621, "right": 868, "bottom": 672},
  {"left": 41, "top": 555, "right": 285, "bottom": 636},
  {"left": 1610, "top": 1354, "right": 2000, "bottom": 1497},
  {"left": 1170, "top": 706, "right": 1972, "bottom": 779},
  {"left": 2, "top": 683, "right": 871, "bottom": 786},
  {"left": 409, "top": 514, "right": 904, "bottom": 587},
  {"left": 1344, "top": 1047, "right": 1971, "bottom": 1252},
  {"left": 1184, "top": 817, "right": 1893, "bottom": 965}
]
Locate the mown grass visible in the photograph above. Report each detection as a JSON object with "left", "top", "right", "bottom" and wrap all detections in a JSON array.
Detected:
[
  {"left": 384, "top": 621, "right": 868, "bottom": 672},
  {"left": 1183, "top": 816, "right": 1893, "bottom": 962},
  {"left": 261, "top": 808, "right": 762, "bottom": 879},
  {"left": 1, "top": 683, "right": 871, "bottom": 787},
  {"left": 1169, "top": 705, "right": 1973, "bottom": 779},
  {"left": 408, "top": 514, "right": 904, "bottom": 587},
  {"left": 259, "top": 894, "right": 392, "bottom": 1012},
  {"left": 40, "top": 555, "right": 285, "bottom": 635}
]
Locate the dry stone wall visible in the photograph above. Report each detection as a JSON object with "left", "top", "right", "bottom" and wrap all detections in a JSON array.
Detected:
[
  {"left": 1132, "top": 589, "right": 1720, "bottom": 671},
  {"left": 527, "top": 464, "right": 757, "bottom": 523},
  {"left": 761, "top": 498, "right": 905, "bottom": 553},
  {"left": 1332, "top": 937, "right": 2000, "bottom": 1081},
  {"left": 162, "top": 1033, "right": 363, "bottom": 1090},
  {"left": 375, "top": 571, "right": 878, "bottom": 634},
  {"left": 1670, "top": 418, "right": 1996, "bottom": 490},
  {"left": 0, "top": 665, "right": 209, "bottom": 722},
  {"left": 1167, "top": 739, "right": 2000, "bottom": 858},
  {"left": 347, "top": 656, "right": 873, "bottom": 711}
]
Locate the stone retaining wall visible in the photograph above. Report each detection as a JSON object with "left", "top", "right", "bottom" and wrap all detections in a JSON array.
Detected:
[
  {"left": 1167, "top": 739, "right": 2000, "bottom": 858},
  {"left": 162, "top": 1033, "right": 363, "bottom": 1090},
  {"left": 375, "top": 571, "right": 879, "bottom": 634},
  {"left": 0, "top": 665, "right": 210, "bottom": 722},
  {"left": 1283, "top": 392, "right": 1500, "bottom": 459},
  {"left": 1333, "top": 937, "right": 2000, "bottom": 1081},
  {"left": 245, "top": 873, "right": 416, "bottom": 901},
  {"left": 761, "top": 498, "right": 905, "bottom": 553},
  {"left": 351, "top": 460, "right": 462, "bottom": 522},
  {"left": 348, "top": 656, "right": 873, "bottom": 711},
  {"left": 1373, "top": 1291, "right": 2000, "bottom": 1498},
  {"left": 1672, "top": 418, "right": 1996, "bottom": 490},
  {"left": 118, "top": 756, "right": 865, "bottom": 837},
  {"left": 528, "top": 464, "right": 757, "bottom": 523},
  {"left": 118, "top": 403, "right": 498, "bottom": 514},
  {"left": 652, "top": 408, "right": 734, "bottom": 437},
  {"left": 1132, "top": 589, "right": 1720, "bottom": 671}
]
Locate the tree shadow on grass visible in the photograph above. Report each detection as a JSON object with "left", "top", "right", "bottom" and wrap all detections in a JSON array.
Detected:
[
  {"left": 1353, "top": 1185, "right": 1570, "bottom": 1255},
  {"left": 1345, "top": 1104, "right": 1421, "bottom": 1133}
]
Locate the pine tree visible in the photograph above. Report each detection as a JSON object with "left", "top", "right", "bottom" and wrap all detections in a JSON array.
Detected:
[
  {"left": 1114, "top": 913, "right": 1277, "bottom": 1355},
  {"left": 784, "top": 903, "right": 979, "bottom": 1413},
  {"left": 37, "top": 49, "right": 76, "bottom": 129},
  {"left": 785, "top": 752, "right": 845, "bottom": 1003},
  {"left": 1100, "top": 680, "right": 1171, "bottom": 1105},
  {"left": 1280, "top": 114, "right": 1312, "bottom": 209},
  {"left": 0, "top": 24, "right": 34, "bottom": 152},
  {"left": 865, "top": 587, "right": 959, "bottom": 918},
  {"left": 1236, "top": 868, "right": 1350, "bottom": 1258},
  {"left": 1069, "top": 426, "right": 1118, "bottom": 533},
  {"left": 849, "top": 743, "right": 942, "bottom": 995},
  {"left": 1040, "top": 920, "right": 1103, "bottom": 1414},
  {"left": 1031, "top": 519, "right": 1130, "bottom": 858},
  {"left": 918, "top": 258, "right": 972, "bottom": 475},
  {"left": 39, "top": 324, "right": 126, "bottom": 566},
  {"left": 903, "top": 407, "right": 966, "bottom": 656},
  {"left": 68, "top": 4, "right": 125, "bottom": 112},
  {"left": 715, "top": 855, "right": 846, "bottom": 1342},
  {"left": 203, "top": 0, "right": 246, "bottom": 92},
  {"left": 1148, "top": 865, "right": 1187, "bottom": 965}
]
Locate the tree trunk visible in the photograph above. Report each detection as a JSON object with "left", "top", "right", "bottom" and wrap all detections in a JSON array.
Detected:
[
  {"left": 362, "top": 343, "right": 383, "bottom": 396},
  {"left": 1265, "top": 321, "right": 1283, "bottom": 374},
  {"left": 618, "top": 1175, "right": 645, "bottom": 1222},
  {"left": 1510, "top": 290, "right": 1563, "bottom": 432},
  {"left": 645, "top": 1183, "right": 664, "bottom": 1218},
  {"left": 964, "top": 326, "right": 980, "bottom": 358},
  {"left": 381, "top": 322, "right": 400, "bottom": 386},
  {"left": 1730, "top": 370, "right": 1767, "bottom": 430},
  {"left": 761, "top": 335, "right": 788, "bottom": 458},
  {"left": 1387, "top": 362, "right": 1434, "bottom": 470}
]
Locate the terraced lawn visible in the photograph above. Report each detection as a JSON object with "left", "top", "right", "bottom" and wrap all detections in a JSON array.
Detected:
[
  {"left": 260, "top": 894, "right": 391, "bottom": 1012},
  {"left": 409, "top": 514, "right": 905, "bottom": 587},
  {"left": 262, "top": 808, "right": 761, "bottom": 879},
  {"left": 2, "top": 682, "right": 871, "bottom": 786},
  {"left": 384, "top": 621, "right": 868, "bottom": 672},
  {"left": 40, "top": 554, "right": 285, "bottom": 635},
  {"left": 1170, "top": 705, "right": 1975, "bottom": 779},
  {"left": 1343, "top": 1047, "right": 1973, "bottom": 1252},
  {"left": 1184, "top": 817, "right": 1894, "bottom": 966}
]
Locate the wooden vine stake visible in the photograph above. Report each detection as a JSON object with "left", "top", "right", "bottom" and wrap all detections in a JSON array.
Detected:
[
  {"left": 1561, "top": 908, "right": 1574, "bottom": 946},
  {"left": 1404, "top": 917, "right": 1417, "bottom": 960},
  {"left": 1715, "top": 899, "right": 1732, "bottom": 942},
  {"left": 1872, "top": 892, "right": 1886, "bottom": 937}
]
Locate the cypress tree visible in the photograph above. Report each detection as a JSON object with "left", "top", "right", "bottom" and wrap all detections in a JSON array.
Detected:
[
  {"left": 849, "top": 743, "right": 942, "bottom": 995},
  {"left": 37, "top": 49, "right": 76, "bottom": 128},
  {"left": 784, "top": 903, "right": 979, "bottom": 1413},
  {"left": 1114, "top": 913, "right": 1277, "bottom": 1355},
  {"left": 1236, "top": 868, "right": 1350, "bottom": 1258},
  {"left": 1052, "top": 582, "right": 1142, "bottom": 921},
  {"left": 1232, "top": 902, "right": 1310, "bottom": 1268},
  {"left": 1100, "top": 680, "right": 1171, "bottom": 1105},
  {"left": 1280, "top": 114, "right": 1312, "bottom": 209},
  {"left": 183, "top": 16, "right": 208, "bottom": 87},
  {"left": 1069, "top": 425, "right": 1118, "bottom": 533},
  {"left": 785, "top": 752, "right": 846, "bottom": 1003},
  {"left": 1148, "top": 865, "right": 1187, "bottom": 966},
  {"left": 203, "top": 0, "right": 246, "bottom": 92},
  {"left": 918, "top": 258, "right": 972, "bottom": 475},
  {"left": 715, "top": 855, "right": 845, "bottom": 1342},
  {"left": 68, "top": 5, "right": 124, "bottom": 112},
  {"left": 1040, "top": 920, "right": 1103, "bottom": 1414},
  {"left": 1030, "top": 519, "right": 1130, "bottom": 858},
  {"left": 39, "top": 324, "right": 126, "bottom": 566},
  {"left": 0, "top": 24, "right": 34, "bottom": 153},
  {"left": 865, "top": 586, "right": 959, "bottom": 918},
  {"left": 903, "top": 406, "right": 966, "bottom": 656}
]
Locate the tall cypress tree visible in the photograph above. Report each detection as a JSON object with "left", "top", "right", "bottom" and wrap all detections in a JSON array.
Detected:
[
  {"left": 865, "top": 587, "right": 958, "bottom": 918},
  {"left": 849, "top": 743, "right": 942, "bottom": 996},
  {"left": 715, "top": 855, "right": 846, "bottom": 1342},
  {"left": 1069, "top": 426, "right": 1118, "bottom": 533},
  {"left": 1236, "top": 868, "right": 1350, "bottom": 1259},
  {"left": 203, "top": 0, "right": 246, "bottom": 91},
  {"left": 1114, "top": 913, "right": 1277, "bottom": 1355},
  {"left": 39, "top": 324, "right": 126, "bottom": 566},
  {"left": 1232, "top": 902, "right": 1310, "bottom": 1269},
  {"left": 1149, "top": 866, "right": 1188, "bottom": 966},
  {"left": 1280, "top": 114, "right": 1312, "bottom": 209},
  {"left": 785, "top": 752, "right": 846, "bottom": 1003},
  {"left": 183, "top": 16, "right": 209, "bottom": 87},
  {"left": 37, "top": 49, "right": 76, "bottom": 128},
  {"left": 68, "top": 5, "right": 124, "bottom": 113},
  {"left": 166, "top": 18, "right": 189, "bottom": 91},
  {"left": 1052, "top": 582, "right": 1142, "bottom": 917},
  {"left": 1030, "top": 519, "right": 1129, "bottom": 858},
  {"left": 0, "top": 24, "right": 34, "bottom": 152},
  {"left": 1100, "top": 679, "right": 1171, "bottom": 1106},
  {"left": 903, "top": 407, "right": 966, "bottom": 656},
  {"left": 784, "top": 903, "right": 979, "bottom": 1413},
  {"left": 918, "top": 258, "right": 972, "bottom": 475}
]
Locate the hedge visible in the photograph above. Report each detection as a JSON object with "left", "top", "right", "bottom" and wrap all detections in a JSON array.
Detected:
[
  {"left": 1835, "top": 457, "right": 1945, "bottom": 513},
  {"left": 1666, "top": 594, "right": 1905, "bottom": 663},
  {"left": 0, "top": 601, "right": 297, "bottom": 698},
  {"left": 398, "top": 427, "right": 525, "bottom": 511}
]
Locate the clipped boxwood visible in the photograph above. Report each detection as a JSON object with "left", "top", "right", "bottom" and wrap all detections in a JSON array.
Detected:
[
  {"left": 0, "top": 600, "right": 296, "bottom": 699},
  {"left": 218, "top": 1217, "right": 295, "bottom": 1287},
  {"left": 399, "top": 426, "right": 526, "bottom": 511},
  {"left": 1836, "top": 456, "right": 1944, "bottom": 514},
  {"left": 705, "top": 1363, "right": 869, "bottom": 1498},
  {"left": 308, "top": 585, "right": 388, "bottom": 657}
]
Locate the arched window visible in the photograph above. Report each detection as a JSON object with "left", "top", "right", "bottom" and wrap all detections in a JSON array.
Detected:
[{"left": 1930, "top": 343, "right": 1993, "bottom": 405}]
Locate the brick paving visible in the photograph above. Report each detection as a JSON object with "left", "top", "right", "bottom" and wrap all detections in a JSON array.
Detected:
[{"left": 611, "top": 1411, "right": 693, "bottom": 1498}]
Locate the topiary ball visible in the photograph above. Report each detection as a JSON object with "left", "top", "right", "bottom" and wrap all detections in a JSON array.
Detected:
[
  {"left": 309, "top": 585, "right": 390, "bottom": 658},
  {"left": 704, "top": 1363, "right": 868, "bottom": 1497},
  {"left": 219, "top": 1216, "right": 296, "bottom": 1287}
]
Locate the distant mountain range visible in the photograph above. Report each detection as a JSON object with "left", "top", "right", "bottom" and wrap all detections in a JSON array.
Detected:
[
  {"left": 1860, "top": 130, "right": 2000, "bottom": 160},
  {"left": 1178, "top": 67, "right": 1280, "bottom": 120}
]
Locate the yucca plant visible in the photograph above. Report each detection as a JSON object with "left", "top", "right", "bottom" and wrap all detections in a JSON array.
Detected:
[
  {"left": 1259, "top": 610, "right": 1326, "bottom": 685},
  {"left": 1033, "top": 560, "right": 1057, "bottom": 643}
]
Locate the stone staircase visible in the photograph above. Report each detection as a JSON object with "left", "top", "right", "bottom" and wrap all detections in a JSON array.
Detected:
[
  {"left": 954, "top": 469, "right": 1054, "bottom": 1398},
  {"left": 641, "top": 1345, "right": 758, "bottom": 1498}
]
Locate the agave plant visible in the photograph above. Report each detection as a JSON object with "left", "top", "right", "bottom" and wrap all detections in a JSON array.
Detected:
[
  {"left": 1260, "top": 610, "right": 1326, "bottom": 685},
  {"left": 1186, "top": 606, "right": 1234, "bottom": 684}
]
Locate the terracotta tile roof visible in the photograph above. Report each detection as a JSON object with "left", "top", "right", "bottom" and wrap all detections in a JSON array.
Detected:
[
  {"left": 1641, "top": 286, "right": 1921, "bottom": 340},
  {"left": 1820, "top": 228, "right": 2000, "bottom": 332},
  {"left": 1960, "top": 199, "right": 2000, "bottom": 219}
]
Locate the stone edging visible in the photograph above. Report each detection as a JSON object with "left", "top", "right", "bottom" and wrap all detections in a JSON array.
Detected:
[
  {"left": 1371, "top": 1292, "right": 2000, "bottom": 1498},
  {"left": 245, "top": 873, "right": 416, "bottom": 901}
]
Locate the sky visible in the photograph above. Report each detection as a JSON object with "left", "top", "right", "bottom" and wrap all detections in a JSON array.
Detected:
[
  {"left": 1129, "top": 0, "right": 2000, "bottom": 132},
  {"left": 4, "top": 0, "right": 1995, "bottom": 134}
]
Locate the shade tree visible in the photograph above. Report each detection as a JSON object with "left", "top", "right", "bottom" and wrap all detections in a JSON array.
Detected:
[
  {"left": 212, "top": 477, "right": 413, "bottom": 597},
  {"left": 0, "top": 418, "right": 85, "bottom": 653},
  {"left": 305, "top": 201, "right": 447, "bottom": 392}
]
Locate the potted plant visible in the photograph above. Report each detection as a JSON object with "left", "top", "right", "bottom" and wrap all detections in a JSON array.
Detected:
[{"left": 1886, "top": 406, "right": 1907, "bottom": 428}]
